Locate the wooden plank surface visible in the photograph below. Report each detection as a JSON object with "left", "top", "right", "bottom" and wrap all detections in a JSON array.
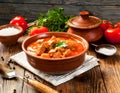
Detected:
[
  {"left": 0, "top": 0, "right": 120, "bottom": 5},
  {"left": 0, "top": 36, "right": 120, "bottom": 93},
  {"left": 88, "top": 44, "right": 120, "bottom": 93},
  {"left": 0, "top": 36, "right": 109, "bottom": 93},
  {"left": 0, "top": 1, "right": 120, "bottom": 93},
  {"left": 98, "top": 44, "right": 120, "bottom": 93},
  {"left": 0, "top": 0, "right": 120, "bottom": 24},
  {"left": 0, "top": 34, "right": 119, "bottom": 93}
]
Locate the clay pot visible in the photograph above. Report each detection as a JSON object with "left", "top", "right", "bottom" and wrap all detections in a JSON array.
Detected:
[{"left": 67, "top": 11, "right": 103, "bottom": 42}]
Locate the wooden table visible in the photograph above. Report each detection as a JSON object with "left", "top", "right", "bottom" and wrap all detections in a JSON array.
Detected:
[{"left": 0, "top": 35, "right": 120, "bottom": 93}]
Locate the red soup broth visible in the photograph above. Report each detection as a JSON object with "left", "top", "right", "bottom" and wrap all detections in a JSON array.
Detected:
[{"left": 27, "top": 36, "right": 85, "bottom": 58}]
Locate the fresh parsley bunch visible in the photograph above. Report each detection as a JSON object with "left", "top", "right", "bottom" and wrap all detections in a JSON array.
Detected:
[{"left": 35, "top": 7, "right": 73, "bottom": 32}]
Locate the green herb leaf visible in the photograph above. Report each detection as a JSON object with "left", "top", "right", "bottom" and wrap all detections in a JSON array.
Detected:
[
  {"left": 35, "top": 7, "right": 74, "bottom": 32},
  {"left": 53, "top": 41, "right": 67, "bottom": 48}
]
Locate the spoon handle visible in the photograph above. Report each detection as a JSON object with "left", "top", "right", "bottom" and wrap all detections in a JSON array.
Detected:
[{"left": 21, "top": 76, "right": 59, "bottom": 93}]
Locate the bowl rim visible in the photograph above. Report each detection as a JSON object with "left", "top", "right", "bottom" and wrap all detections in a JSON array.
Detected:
[
  {"left": 22, "top": 32, "right": 89, "bottom": 61},
  {"left": 0, "top": 24, "right": 23, "bottom": 37}
]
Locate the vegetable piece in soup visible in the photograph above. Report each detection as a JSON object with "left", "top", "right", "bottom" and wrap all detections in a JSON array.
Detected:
[{"left": 27, "top": 36, "right": 85, "bottom": 58}]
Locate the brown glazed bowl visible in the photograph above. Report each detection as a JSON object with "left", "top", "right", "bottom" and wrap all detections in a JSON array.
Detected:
[
  {"left": 22, "top": 32, "right": 89, "bottom": 74},
  {"left": 67, "top": 11, "right": 103, "bottom": 42},
  {"left": 0, "top": 24, "right": 23, "bottom": 45}
]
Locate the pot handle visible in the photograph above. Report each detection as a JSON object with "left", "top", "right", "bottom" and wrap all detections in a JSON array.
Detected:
[{"left": 80, "top": 11, "right": 90, "bottom": 20}]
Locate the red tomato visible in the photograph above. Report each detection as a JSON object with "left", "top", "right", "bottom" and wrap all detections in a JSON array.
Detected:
[
  {"left": 104, "top": 27, "right": 120, "bottom": 43},
  {"left": 29, "top": 26, "right": 49, "bottom": 36},
  {"left": 100, "top": 20, "right": 112, "bottom": 31},
  {"left": 10, "top": 16, "right": 28, "bottom": 32}
]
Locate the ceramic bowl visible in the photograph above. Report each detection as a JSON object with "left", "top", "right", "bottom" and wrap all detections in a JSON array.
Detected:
[
  {"left": 0, "top": 24, "right": 23, "bottom": 45},
  {"left": 22, "top": 32, "right": 89, "bottom": 74}
]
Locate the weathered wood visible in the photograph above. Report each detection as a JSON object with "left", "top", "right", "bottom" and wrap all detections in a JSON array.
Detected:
[
  {"left": 1, "top": 0, "right": 120, "bottom": 5},
  {"left": 0, "top": 0, "right": 63, "bottom": 4},
  {"left": 1, "top": 35, "right": 120, "bottom": 93},
  {"left": 1, "top": 1, "right": 120, "bottom": 93},
  {"left": 0, "top": 45, "right": 24, "bottom": 93},
  {"left": 0, "top": 1, "right": 120, "bottom": 25},
  {"left": 98, "top": 44, "right": 120, "bottom": 93}
]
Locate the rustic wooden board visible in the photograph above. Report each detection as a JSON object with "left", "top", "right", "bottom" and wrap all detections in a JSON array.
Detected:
[
  {"left": 0, "top": 44, "right": 24, "bottom": 93},
  {"left": 1, "top": 0, "right": 120, "bottom": 5},
  {"left": 0, "top": 0, "right": 63, "bottom": 4},
  {"left": 0, "top": 40, "right": 107, "bottom": 93},
  {"left": 97, "top": 45, "right": 120, "bottom": 93},
  {"left": 0, "top": 35, "right": 27, "bottom": 93},
  {"left": 0, "top": 1, "right": 120, "bottom": 25},
  {"left": 0, "top": 1, "right": 120, "bottom": 93}
]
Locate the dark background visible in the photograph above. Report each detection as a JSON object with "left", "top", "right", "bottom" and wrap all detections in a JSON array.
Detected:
[{"left": 0, "top": 0, "right": 120, "bottom": 24}]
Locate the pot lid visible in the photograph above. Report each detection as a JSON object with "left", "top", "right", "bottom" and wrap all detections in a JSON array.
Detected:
[{"left": 68, "top": 11, "right": 102, "bottom": 29}]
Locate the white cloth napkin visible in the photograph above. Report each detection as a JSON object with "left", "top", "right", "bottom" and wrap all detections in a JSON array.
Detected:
[{"left": 10, "top": 51, "right": 99, "bottom": 86}]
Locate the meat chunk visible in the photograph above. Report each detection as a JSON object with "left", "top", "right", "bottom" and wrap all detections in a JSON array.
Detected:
[
  {"left": 50, "top": 50, "right": 62, "bottom": 58},
  {"left": 65, "top": 40, "right": 77, "bottom": 50},
  {"left": 48, "top": 36, "right": 58, "bottom": 45},
  {"left": 48, "top": 47, "right": 65, "bottom": 58},
  {"left": 53, "top": 51, "right": 62, "bottom": 58},
  {"left": 63, "top": 49, "right": 71, "bottom": 57},
  {"left": 36, "top": 43, "right": 46, "bottom": 55}
]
